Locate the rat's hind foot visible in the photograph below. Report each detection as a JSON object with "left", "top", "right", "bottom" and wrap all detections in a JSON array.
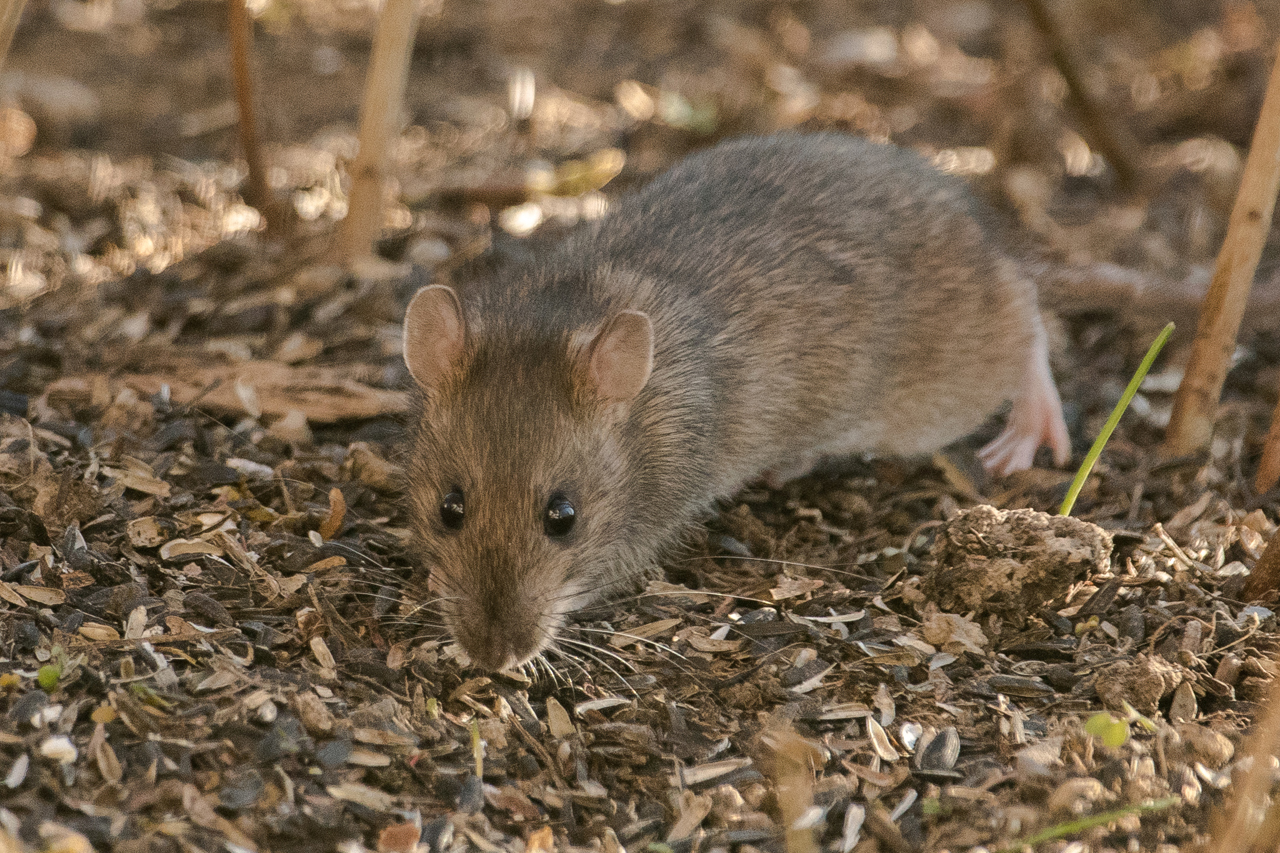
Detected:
[{"left": 977, "top": 342, "right": 1070, "bottom": 476}]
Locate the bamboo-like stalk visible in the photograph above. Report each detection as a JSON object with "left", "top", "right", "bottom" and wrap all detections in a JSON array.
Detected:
[
  {"left": 765, "top": 728, "right": 819, "bottom": 853},
  {"left": 1242, "top": 523, "right": 1280, "bottom": 602},
  {"left": 1206, "top": 644, "right": 1280, "bottom": 853},
  {"left": 1257, "top": 411, "right": 1280, "bottom": 492},
  {"left": 1165, "top": 43, "right": 1280, "bottom": 460},
  {"left": 0, "top": 0, "right": 28, "bottom": 72},
  {"left": 227, "top": 0, "right": 274, "bottom": 230},
  {"left": 334, "top": 0, "right": 421, "bottom": 262}
]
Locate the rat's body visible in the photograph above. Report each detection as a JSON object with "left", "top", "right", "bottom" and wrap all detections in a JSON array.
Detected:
[{"left": 403, "top": 133, "right": 1069, "bottom": 671}]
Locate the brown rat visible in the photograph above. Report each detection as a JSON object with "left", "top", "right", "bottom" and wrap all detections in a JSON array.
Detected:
[{"left": 402, "top": 132, "right": 1070, "bottom": 672}]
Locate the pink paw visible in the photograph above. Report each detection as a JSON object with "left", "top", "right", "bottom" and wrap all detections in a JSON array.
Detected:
[{"left": 978, "top": 347, "right": 1070, "bottom": 476}]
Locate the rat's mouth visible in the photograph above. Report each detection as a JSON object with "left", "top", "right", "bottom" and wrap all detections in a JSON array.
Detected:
[
  {"left": 449, "top": 583, "right": 594, "bottom": 673},
  {"left": 450, "top": 615, "right": 547, "bottom": 672}
]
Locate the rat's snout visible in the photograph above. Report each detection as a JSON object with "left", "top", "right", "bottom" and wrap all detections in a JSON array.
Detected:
[
  {"left": 449, "top": 564, "right": 549, "bottom": 671},
  {"left": 455, "top": 616, "right": 542, "bottom": 672}
]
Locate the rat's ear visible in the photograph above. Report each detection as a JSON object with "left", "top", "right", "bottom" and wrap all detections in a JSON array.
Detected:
[
  {"left": 585, "top": 310, "right": 654, "bottom": 402},
  {"left": 403, "top": 285, "right": 465, "bottom": 391}
]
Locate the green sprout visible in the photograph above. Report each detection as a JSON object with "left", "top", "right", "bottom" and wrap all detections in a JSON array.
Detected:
[{"left": 1060, "top": 322, "right": 1175, "bottom": 517}]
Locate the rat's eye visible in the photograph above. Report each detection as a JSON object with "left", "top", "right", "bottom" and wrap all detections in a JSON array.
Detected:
[
  {"left": 440, "top": 490, "right": 465, "bottom": 530},
  {"left": 544, "top": 494, "right": 576, "bottom": 537}
]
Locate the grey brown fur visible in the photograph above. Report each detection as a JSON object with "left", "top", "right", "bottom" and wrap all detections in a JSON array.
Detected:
[{"left": 403, "top": 132, "right": 1067, "bottom": 671}]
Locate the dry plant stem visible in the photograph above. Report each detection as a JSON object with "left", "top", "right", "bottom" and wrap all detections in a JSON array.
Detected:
[
  {"left": 1019, "top": 0, "right": 1140, "bottom": 191},
  {"left": 1257, "top": 380, "right": 1280, "bottom": 491},
  {"left": 0, "top": 0, "right": 28, "bottom": 71},
  {"left": 767, "top": 730, "right": 819, "bottom": 853},
  {"left": 1242, "top": 524, "right": 1280, "bottom": 602},
  {"left": 335, "top": 0, "right": 421, "bottom": 262},
  {"left": 1209, "top": 660, "right": 1280, "bottom": 853},
  {"left": 1166, "top": 42, "right": 1280, "bottom": 461},
  {"left": 227, "top": 0, "right": 273, "bottom": 229}
]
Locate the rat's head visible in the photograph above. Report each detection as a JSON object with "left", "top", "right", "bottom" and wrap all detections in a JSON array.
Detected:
[{"left": 402, "top": 284, "right": 654, "bottom": 671}]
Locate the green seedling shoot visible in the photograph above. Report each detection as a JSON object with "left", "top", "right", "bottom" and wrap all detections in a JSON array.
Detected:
[
  {"left": 996, "top": 797, "right": 1181, "bottom": 852},
  {"left": 1060, "top": 322, "right": 1175, "bottom": 517}
]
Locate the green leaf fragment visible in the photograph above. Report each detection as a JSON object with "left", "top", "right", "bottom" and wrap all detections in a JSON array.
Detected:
[
  {"left": 1085, "top": 712, "right": 1131, "bottom": 748},
  {"left": 37, "top": 664, "right": 61, "bottom": 692}
]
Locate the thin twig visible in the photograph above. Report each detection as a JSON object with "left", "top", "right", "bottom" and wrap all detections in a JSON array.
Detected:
[
  {"left": 226, "top": 0, "right": 274, "bottom": 230},
  {"left": 1019, "top": 0, "right": 1141, "bottom": 191},
  {"left": 0, "top": 0, "right": 28, "bottom": 73}
]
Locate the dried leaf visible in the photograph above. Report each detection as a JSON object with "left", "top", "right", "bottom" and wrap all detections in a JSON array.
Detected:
[
  {"left": 127, "top": 517, "right": 169, "bottom": 548},
  {"left": 159, "top": 538, "right": 223, "bottom": 560},
  {"left": 328, "top": 781, "right": 395, "bottom": 812},
  {"left": 867, "top": 718, "right": 901, "bottom": 762},
  {"left": 94, "top": 736, "right": 122, "bottom": 784},
  {"left": 13, "top": 585, "right": 66, "bottom": 605},
  {"left": 609, "top": 618, "right": 680, "bottom": 648},
  {"left": 347, "top": 748, "right": 392, "bottom": 767},
  {"left": 678, "top": 627, "right": 744, "bottom": 654},
  {"left": 318, "top": 487, "right": 346, "bottom": 540},
  {"left": 78, "top": 622, "right": 120, "bottom": 642},
  {"left": 352, "top": 728, "right": 417, "bottom": 748},
  {"left": 771, "top": 575, "right": 825, "bottom": 601},
  {"left": 103, "top": 467, "right": 171, "bottom": 497},
  {"left": 668, "top": 758, "right": 753, "bottom": 786},
  {"left": 0, "top": 580, "right": 27, "bottom": 606},
  {"left": 545, "top": 697, "right": 574, "bottom": 739},
  {"left": 310, "top": 636, "right": 336, "bottom": 671},
  {"left": 377, "top": 821, "right": 421, "bottom": 853}
]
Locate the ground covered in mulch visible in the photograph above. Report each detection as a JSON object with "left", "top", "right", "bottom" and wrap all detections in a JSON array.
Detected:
[{"left": 2, "top": 1, "right": 1280, "bottom": 851}]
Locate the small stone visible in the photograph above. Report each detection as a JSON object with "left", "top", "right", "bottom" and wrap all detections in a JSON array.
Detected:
[
  {"left": 1175, "top": 723, "right": 1234, "bottom": 768},
  {"left": 1169, "top": 681, "right": 1198, "bottom": 722},
  {"left": 296, "top": 690, "right": 337, "bottom": 736},
  {"left": 275, "top": 332, "right": 324, "bottom": 365},
  {"left": 1015, "top": 736, "right": 1063, "bottom": 777},
  {"left": 406, "top": 237, "right": 451, "bottom": 267},
  {"left": 268, "top": 409, "right": 313, "bottom": 446},
  {"left": 1, "top": 71, "right": 101, "bottom": 142},
  {"left": 218, "top": 768, "right": 265, "bottom": 810},
  {"left": 39, "top": 734, "right": 77, "bottom": 764},
  {"left": 1215, "top": 653, "right": 1243, "bottom": 686},
  {"left": 291, "top": 264, "right": 347, "bottom": 298},
  {"left": 1047, "top": 777, "right": 1109, "bottom": 815},
  {"left": 0, "top": 107, "right": 35, "bottom": 157}
]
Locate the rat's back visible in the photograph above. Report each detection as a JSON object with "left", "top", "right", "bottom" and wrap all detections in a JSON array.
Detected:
[{"left": 576, "top": 132, "right": 1064, "bottom": 492}]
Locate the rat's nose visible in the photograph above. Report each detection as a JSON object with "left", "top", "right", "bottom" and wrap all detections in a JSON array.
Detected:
[{"left": 455, "top": 612, "right": 541, "bottom": 672}]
